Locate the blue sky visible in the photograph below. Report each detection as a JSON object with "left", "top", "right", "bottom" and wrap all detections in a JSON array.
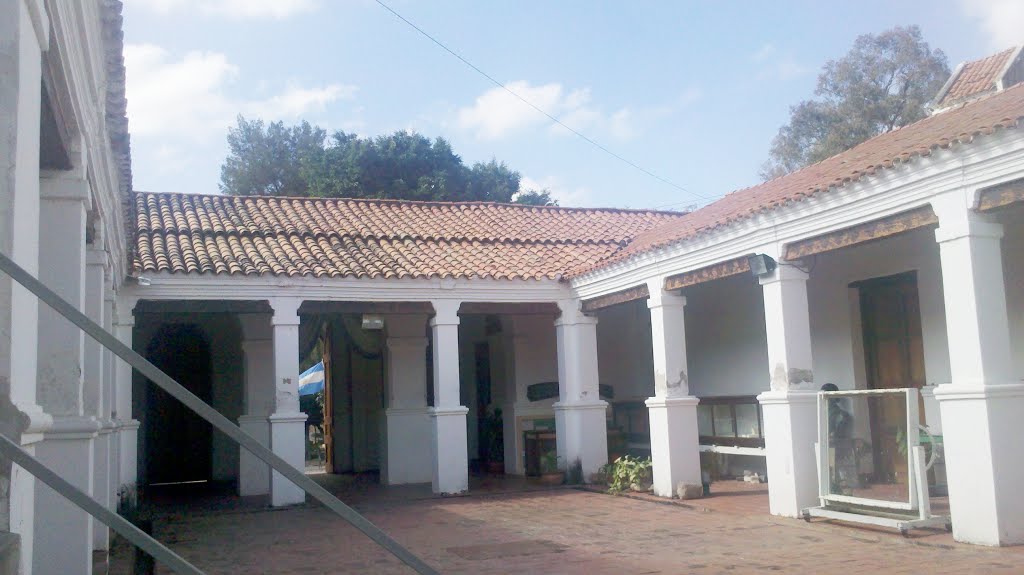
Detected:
[{"left": 123, "top": 0, "right": 1019, "bottom": 210}]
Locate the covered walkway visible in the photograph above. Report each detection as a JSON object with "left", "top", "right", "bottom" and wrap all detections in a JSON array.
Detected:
[{"left": 105, "top": 481, "right": 1016, "bottom": 575}]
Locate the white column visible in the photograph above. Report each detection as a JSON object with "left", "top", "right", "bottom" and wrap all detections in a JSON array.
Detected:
[
  {"left": 1, "top": 6, "right": 51, "bottom": 572},
  {"left": 103, "top": 284, "right": 118, "bottom": 514},
  {"left": 932, "top": 199, "right": 1024, "bottom": 546},
  {"left": 33, "top": 170, "right": 98, "bottom": 575},
  {"left": 645, "top": 283, "right": 702, "bottom": 498},
  {"left": 383, "top": 314, "right": 432, "bottom": 485},
  {"left": 113, "top": 299, "right": 139, "bottom": 508},
  {"left": 756, "top": 264, "right": 818, "bottom": 518},
  {"left": 237, "top": 313, "right": 274, "bottom": 497},
  {"left": 429, "top": 300, "right": 468, "bottom": 494},
  {"left": 84, "top": 248, "right": 111, "bottom": 551},
  {"left": 554, "top": 300, "right": 607, "bottom": 479},
  {"left": 268, "top": 298, "right": 307, "bottom": 506}
]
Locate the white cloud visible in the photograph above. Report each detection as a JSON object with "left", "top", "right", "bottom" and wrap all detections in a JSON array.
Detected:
[
  {"left": 124, "top": 43, "right": 354, "bottom": 139},
  {"left": 520, "top": 175, "right": 594, "bottom": 207},
  {"left": 753, "top": 43, "right": 807, "bottom": 81},
  {"left": 458, "top": 81, "right": 642, "bottom": 141},
  {"left": 134, "top": 0, "right": 318, "bottom": 19},
  {"left": 457, "top": 80, "right": 700, "bottom": 142},
  {"left": 959, "top": 0, "right": 1024, "bottom": 50}
]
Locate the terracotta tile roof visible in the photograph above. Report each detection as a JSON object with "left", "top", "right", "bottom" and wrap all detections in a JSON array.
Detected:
[
  {"left": 132, "top": 193, "right": 687, "bottom": 279},
  {"left": 572, "top": 81, "right": 1024, "bottom": 277},
  {"left": 936, "top": 47, "right": 1017, "bottom": 109}
]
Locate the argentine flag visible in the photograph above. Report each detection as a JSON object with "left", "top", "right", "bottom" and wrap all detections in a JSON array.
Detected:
[{"left": 298, "top": 361, "right": 325, "bottom": 396}]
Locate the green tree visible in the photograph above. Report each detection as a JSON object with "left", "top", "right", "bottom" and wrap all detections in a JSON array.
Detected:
[
  {"left": 761, "top": 26, "right": 949, "bottom": 180},
  {"left": 513, "top": 189, "right": 558, "bottom": 206},
  {"left": 219, "top": 116, "right": 326, "bottom": 196},
  {"left": 221, "top": 118, "right": 561, "bottom": 204}
]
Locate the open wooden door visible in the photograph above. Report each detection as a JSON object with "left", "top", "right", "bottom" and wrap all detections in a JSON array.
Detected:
[{"left": 857, "top": 271, "right": 926, "bottom": 483}]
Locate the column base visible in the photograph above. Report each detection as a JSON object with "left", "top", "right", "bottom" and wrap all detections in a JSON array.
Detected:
[
  {"left": 115, "top": 419, "right": 139, "bottom": 511},
  {"left": 553, "top": 400, "right": 608, "bottom": 480},
  {"left": 33, "top": 416, "right": 100, "bottom": 575},
  {"left": 429, "top": 406, "right": 469, "bottom": 495},
  {"left": 384, "top": 407, "right": 432, "bottom": 485},
  {"left": 92, "top": 421, "right": 116, "bottom": 551},
  {"left": 935, "top": 383, "right": 1024, "bottom": 545},
  {"left": 645, "top": 396, "right": 701, "bottom": 497},
  {"left": 238, "top": 415, "right": 271, "bottom": 496},
  {"left": 269, "top": 412, "right": 308, "bottom": 507},
  {"left": 757, "top": 390, "right": 818, "bottom": 518}
]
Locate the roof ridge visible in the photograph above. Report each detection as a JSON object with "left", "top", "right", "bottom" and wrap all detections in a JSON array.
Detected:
[{"left": 131, "top": 190, "right": 691, "bottom": 217}]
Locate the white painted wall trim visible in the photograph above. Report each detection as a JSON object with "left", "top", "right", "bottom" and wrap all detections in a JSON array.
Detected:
[
  {"left": 571, "top": 130, "right": 1024, "bottom": 299},
  {"left": 125, "top": 274, "right": 573, "bottom": 304}
]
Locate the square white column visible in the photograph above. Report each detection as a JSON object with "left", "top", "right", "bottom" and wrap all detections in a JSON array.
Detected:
[
  {"left": 383, "top": 314, "right": 432, "bottom": 485},
  {"left": 645, "top": 282, "right": 701, "bottom": 497},
  {"left": 932, "top": 203, "right": 1024, "bottom": 546},
  {"left": 112, "top": 299, "right": 139, "bottom": 506},
  {"left": 237, "top": 313, "right": 274, "bottom": 497},
  {"left": 1, "top": 9, "right": 51, "bottom": 572},
  {"left": 103, "top": 283, "right": 119, "bottom": 514},
  {"left": 84, "top": 248, "right": 110, "bottom": 551},
  {"left": 269, "top": 298, "right": 307, "bottom": 507},
  {"left": 755, "top": 264, "right": 819, "bottom": 518},
  {"left": 34, "top": 172, "right": 98, "bottom": 575},
  {"left": 554, "top": 300, "right": 607, "bottom": 480},
  {"left": 429, "top": 300, "right": 469, "bottom": 494}
]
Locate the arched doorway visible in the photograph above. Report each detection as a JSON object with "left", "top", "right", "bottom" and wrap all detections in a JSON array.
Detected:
[{"left": 144, "top": 324, "right": 213, "bottom": 485}]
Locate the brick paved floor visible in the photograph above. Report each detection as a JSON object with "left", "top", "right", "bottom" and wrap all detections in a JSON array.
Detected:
[{"left": 108, "top": 476, "right": 1022, "bottom": 575}]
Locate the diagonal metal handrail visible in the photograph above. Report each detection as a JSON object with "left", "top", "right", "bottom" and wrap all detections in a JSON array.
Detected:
[
  {"left": 0, "top": 251, "right": 440, "bottom": 575},
  {"left": 0, "top": 433, "right": 204, "bottom": 574}
]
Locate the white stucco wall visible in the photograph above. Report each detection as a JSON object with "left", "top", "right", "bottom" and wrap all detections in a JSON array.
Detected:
[
  {"left": 1001, "top": 217, "right": 1024, "bottom": 381},
  {"left": 596, "top": 300, "right": 654, "bottom": 400},
  {"left": 806, "top": 227, "right": 951, "bottom": 392},
  {"left": 684, "top": 274, "right": 769, "bottom": 398}
]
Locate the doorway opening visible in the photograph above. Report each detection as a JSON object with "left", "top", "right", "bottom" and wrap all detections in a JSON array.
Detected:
[
  {"left": 143, "top": 323, "right": 213, "bottom": 486},
  {"left": 854, "top": 271, "right": 926, "bottom": 484}
]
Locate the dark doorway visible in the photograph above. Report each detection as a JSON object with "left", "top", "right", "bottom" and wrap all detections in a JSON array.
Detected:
[
  {"left": 144, "top": 324, "right": 213, "bottom": 485},
  {"left": 856, "top": 271, "right": 926, "bottom": 482}
]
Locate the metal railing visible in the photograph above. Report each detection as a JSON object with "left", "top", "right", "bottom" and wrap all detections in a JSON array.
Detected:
[{"left": 0, "top": 251, "right": 440, "bottom": 575}]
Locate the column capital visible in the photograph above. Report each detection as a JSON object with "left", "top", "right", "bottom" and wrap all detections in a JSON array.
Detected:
[
  {"left": 113, "top": 297, "right": 137, "bottom": 327},
  {"left": 430, "top": 300, "right": 461, "bottom": 326},
  {"left": 270, "top": 297, "right": 301, "bottom": 326},
  {"left": 758, "top": 263, "right": 808, "bottom": 285},
  {"left": 86, "top": 248, "right": 109, "bottom": 267},
  {"left": 646, "top": 280, "right": 686, "bottom": 309},
  {"left": 39, "top": 170, "right": 90, "bottom": 203},
  {"left": 555, "top": 299, "right": 597, "bottom": 327}
]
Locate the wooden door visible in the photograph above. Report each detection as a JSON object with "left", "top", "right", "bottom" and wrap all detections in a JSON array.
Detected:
[{"left": 857, "top": 271, "right": 926, "bottom": 483}]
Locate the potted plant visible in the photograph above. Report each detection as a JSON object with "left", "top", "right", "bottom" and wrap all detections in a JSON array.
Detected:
[
  {"left": 481, "top": 407, "right": 505, "bottom": 473},
  {"left": 538, "top": 450, "right": 564, "bottom": 485}
]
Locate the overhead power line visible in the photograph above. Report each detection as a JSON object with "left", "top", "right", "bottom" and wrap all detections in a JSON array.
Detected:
[{"left": 372, "top": 0, "right": 716, "bottom": 206}]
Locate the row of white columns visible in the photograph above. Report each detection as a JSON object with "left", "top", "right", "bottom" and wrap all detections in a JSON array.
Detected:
[
  {"left": 25, "top": 171, "right": 140, "bottom": 574},
  {"left": 641, "top": 198, "right": 1024, "bottom": 546},
  {"left": 235, "top": 299, "right": 615, "bottom": 498}
]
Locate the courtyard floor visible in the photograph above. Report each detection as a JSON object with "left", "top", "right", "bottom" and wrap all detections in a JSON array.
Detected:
[{"left": 107, "top": 475, "right": 1023, "bottom": 574}]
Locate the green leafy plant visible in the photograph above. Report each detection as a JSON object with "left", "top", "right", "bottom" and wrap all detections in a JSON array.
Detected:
[
  {"left": 601, "top": 455, "right": 654, "bottom": 493},
  {"left": 481, "top": 407, "right": 504, "bottom": 463},
  {"left": 540, "top": 450, "right": 561, "bottom": 474}
]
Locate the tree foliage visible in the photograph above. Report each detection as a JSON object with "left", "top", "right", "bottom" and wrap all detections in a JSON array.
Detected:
[
  {"left": 761, "top": 26, "right": 950, "bottom": 180},
  {"left": 220, "top": 117, "right": 558, "bottom": 205}
]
